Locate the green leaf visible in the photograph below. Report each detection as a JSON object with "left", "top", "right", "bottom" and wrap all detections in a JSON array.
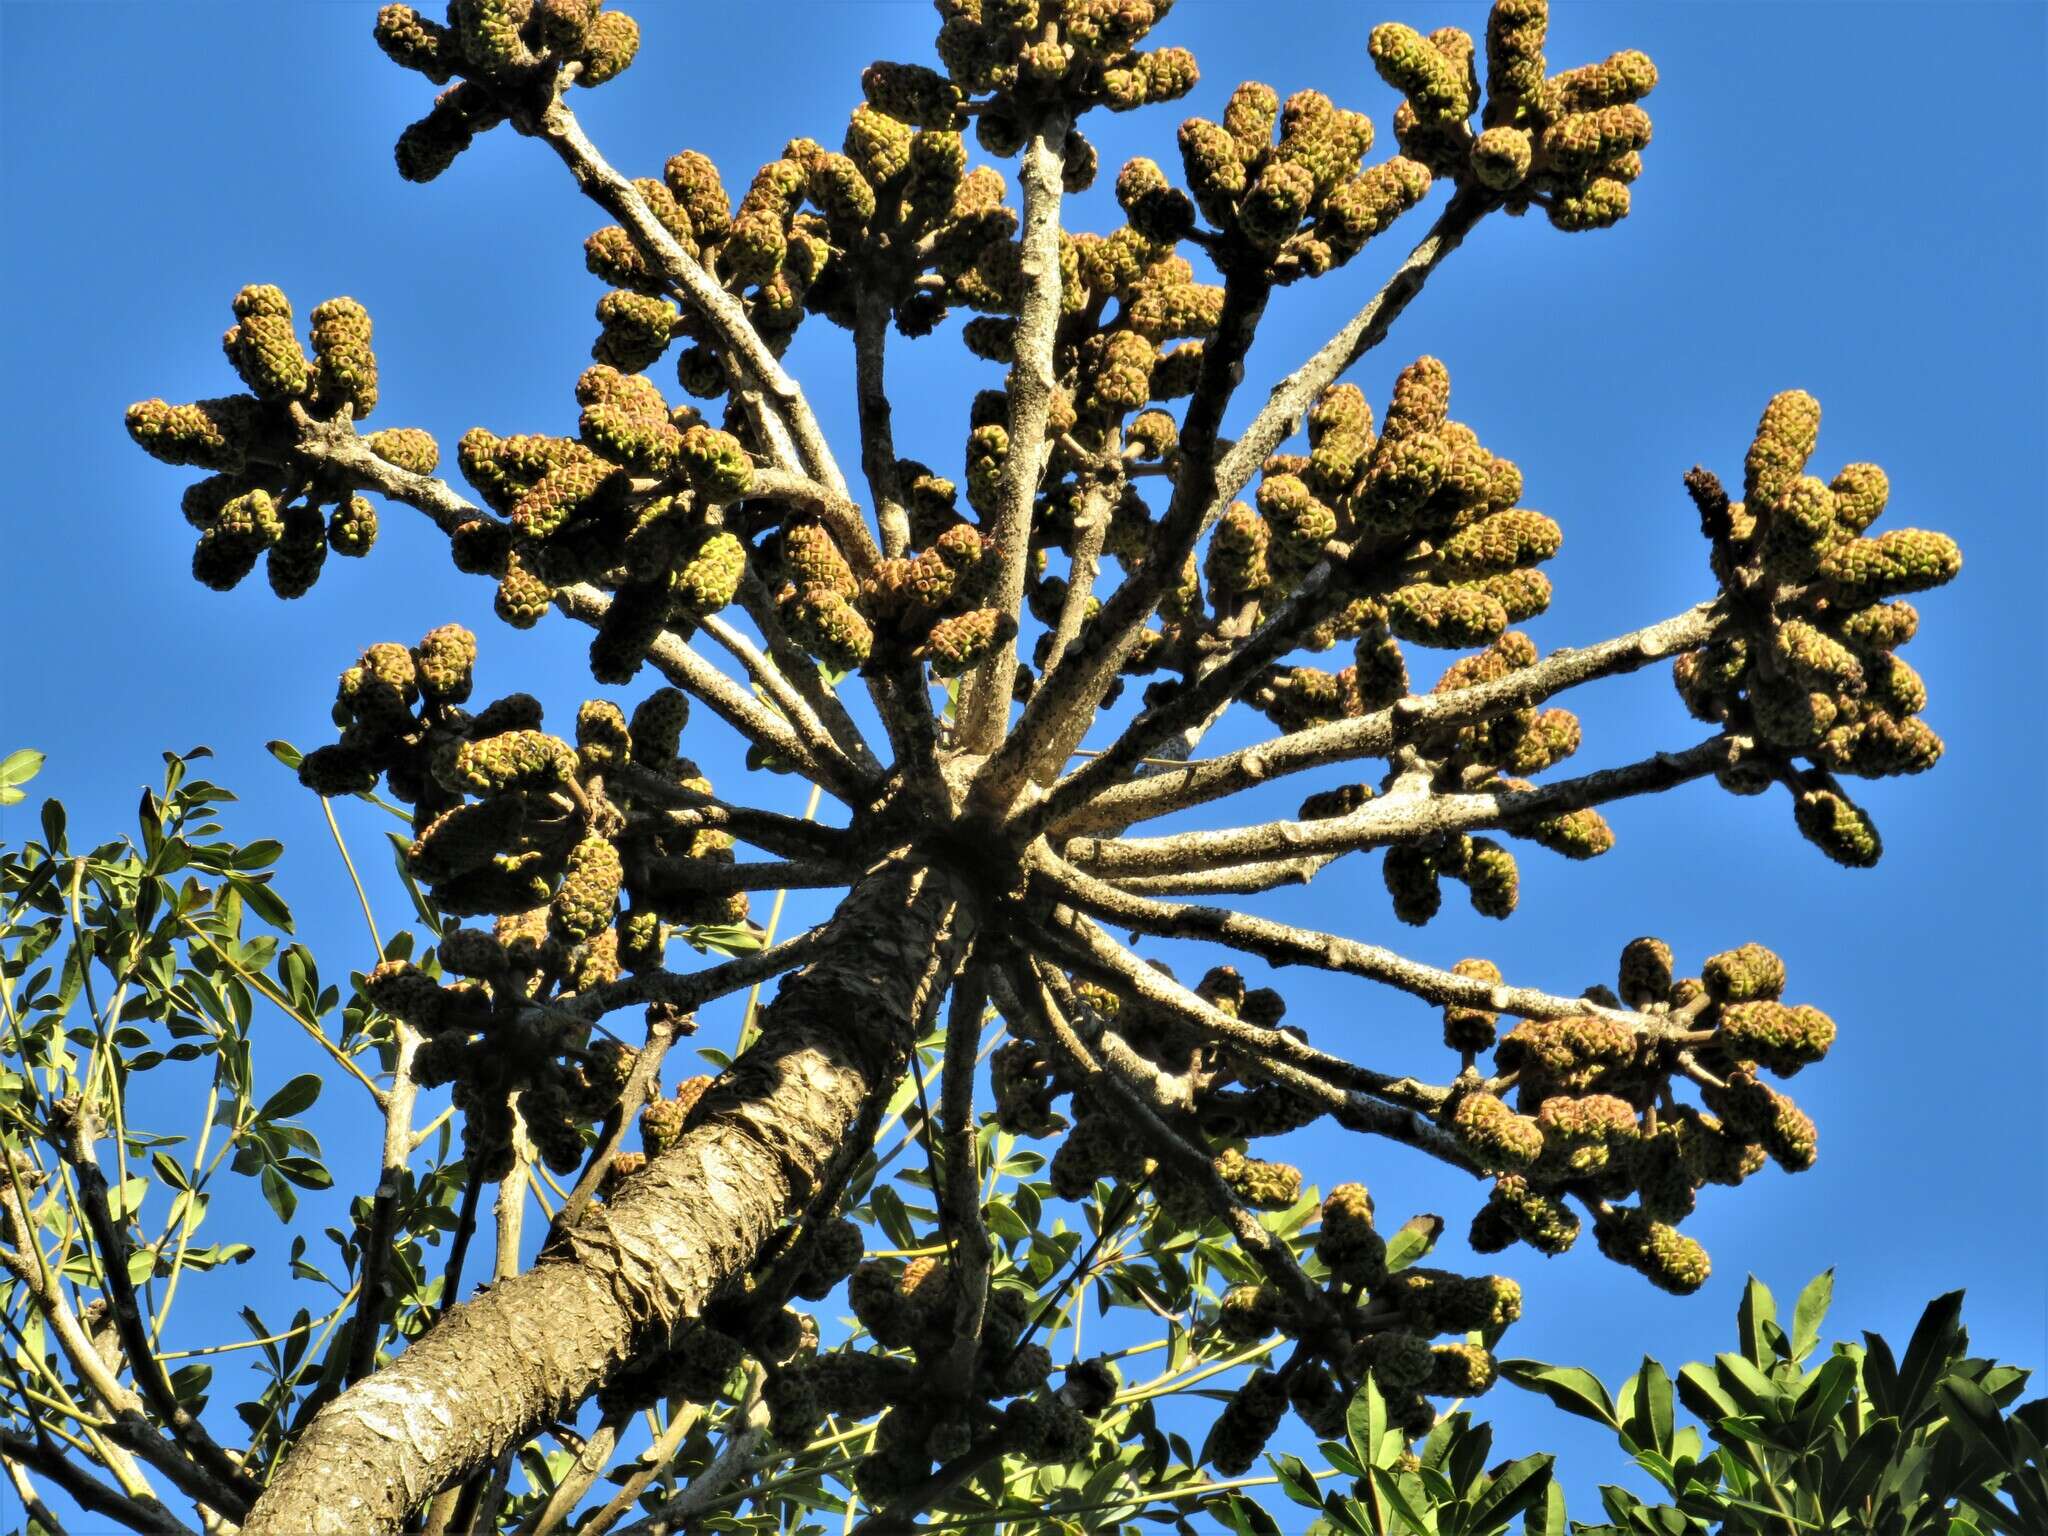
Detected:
[
  {"left": 1467, "top": 1453, "right": 1554, "bottom": 1531},
  {"left": 1500, "top": 1361, "right": 1620, "bottom": 1430},
  {"left": 1738, "top": 1275, "right": 1780, "bottom": 1368},
  {"left": 151, "top": 1151, "right": 191, "bottom": 1192},
  {"left": 1385, "top": 1214, "right": 1444, "bottom": 1274},
  {"left": 264, "top": 741, "right": 304, "bottom": 771},
  {"left": 1625, "top": 1357, "right": 1675, "bottom": 1460},
  {"left": 1791, "top": 1269, "right": 1834, "bottom": 1363},
  {"left": 1348, "top": 1374, "right": 1393, "bottom": 1472},
  {"left": 1891, "top": 1291, "right": 1965, "bottom": 1423},
  {"left": 1367, "top": 1467, "right": 1433, "bottom": 1536},
  {"left": 0, "top": 749, "right": 45, "bottom": 805},
  {"left": 259, "top": 1074, "right": 323, "bottom": 1122},
  {"left": 1937, "top": 1375, "right": 2014, "bottom": 1468},
  {"left": 1269, "top": 1453, "right": 1323, "bottom": 1511}
]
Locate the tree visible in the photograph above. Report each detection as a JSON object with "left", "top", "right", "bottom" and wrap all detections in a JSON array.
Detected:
[{"left": 3, "top": 0, "right": 1975, "bottom": 1529}]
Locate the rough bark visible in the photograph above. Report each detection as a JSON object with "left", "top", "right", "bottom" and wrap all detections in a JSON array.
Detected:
[{"left": 242, "top": 857, "right": 971, "bottom": 1535}]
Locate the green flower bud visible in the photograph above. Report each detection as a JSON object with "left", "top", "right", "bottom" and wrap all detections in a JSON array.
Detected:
[
  {"left": 1472, "top": 125, "right": 1533, "bottom": 189},
  {"left": 1617, "top": 936, "right": 1673, "bottom": 1007},
  {"left": 1438, "top": 509, "right": 1562, "bottom": 576},
  {"left": 309, "top": 297, "right": 378, "bottom": 418},
  {"left": 1387, "top": 584, "right": 1508, "bottom": 648},
  {"left": 1208, "top": 1370, "right": 1288, "bottom": 1478},
  {"left": 452, "top": 730, "right": 576, "bottom": 794},
  {"left": 673, "top": 529, "right": 746, "bottom": 616},
  {"left": 1452, "top": 1089, "right": 1542, "bottom": 1169},
  {"left": 126, "top": 395, "right": 262, "bottom": 472},
  {"left": 1792, "top": 786, "right": 1881, "bottom": 867},
  {"left": 919, "top": 607, "right": 1012, "bottom": 676},
  {"left": 550, "top": 832, "right": 622, "bottom": 944},
  {"left": 1353, "top": 1331, "right": 1435, "bottom": 1394},
  {"left": 627, "top": 688, "right": 689, "bottom": 767},
  {"left": 1213, "top": 1146, "right": 1301, "bottom": 1209},
  {"left": 1717, "top": 1001, "right": 1834, "bottom": 1076},
  {"left": 1702, "top": 1069, "right": 1817, "bottom": 1172},
  {"left": 408, "top": 797, "right": 525, "bottom": 882},
  {"left": 494, "top": 545, "right": 554, "bottom": 629},
  {"left": 573, "top": 8, "right": 639, "bottom": 86},
  {"left": 1369, "top": 23, "right": 1472, "bottom": 123},
  {"left": 1428, "top": 1343, "right": 1498, "bottom": 1397},
  {"left": 1594, "top": 1208, "right": 1709, "bottom": 1295},
  {"left": 413, "top": 624, "right": 477, "bottom": 703},
  {"left": 374, "top": 4, "right": 458, "bottom": 80},
  {"left": 781, "top": 584, "right": 874, "bottom": 671},
  {"left": 1818, "top": 528, "right": 1962, "bottom": 603},
  {"left": 1485, "top": 1173, "right": 1579, "bottom": 1254},
  {"left": 1744, "top": 390, "right": 1821, "bottom": 507},
  {"left": 1383, "top": 842, "right": 1441, "bottom": 924},
  {"left": 1700, "top": 943, "right": 1784, "bottom": 1004},
  {"left": 1442, "top": 956, "right": 1502, "bottom": 1051},
  {"left": 592, "top": 289, "right": 678, "bottom": 374}
]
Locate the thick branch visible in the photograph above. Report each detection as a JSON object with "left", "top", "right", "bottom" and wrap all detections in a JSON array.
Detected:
[
  {"left": 241, "top": 857, "right": 971, "bottom": 1535},
  {"left": 854, "top": 294, "right": 911, "bottom": 559},
  {"left": 1057, "top": 601, "right": 1726, "bottom": 836},
  {"left": 931, "top": 966, "right": 992, "bottom": 1405},
  {"left": 960, "top": 107, "right": 1072, "bottom": 753}
]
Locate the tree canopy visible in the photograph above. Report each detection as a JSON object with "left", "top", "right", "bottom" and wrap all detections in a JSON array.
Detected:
[{"left": 2, "top": 0, "right": 2033, "bottom": 1532}]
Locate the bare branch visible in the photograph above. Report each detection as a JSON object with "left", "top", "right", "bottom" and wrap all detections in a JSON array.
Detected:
[
  {"left": 699, "top": 611, "right": 880, "bottom": 784},
  {"left": 1037, "top": 848, "right": 1695, "bottom": 1047},
  {"left": 0, "top": 1431, "right": 189, "bottom": 1536},
  {"left": 931, "top": 966, "right": 992, "bottom": 1404},
  {"left": 1056, "top": 601, "right": 1727, "bottom": 836},
  {"left": 1070, "top": 734, "right": 1738, "bottom": 880},
  {"left": 961, "top": 107, "right": 1073, "bottom": 753},
  {"left": 559, "top": 922, "right": 834, "bottom": 1022}
]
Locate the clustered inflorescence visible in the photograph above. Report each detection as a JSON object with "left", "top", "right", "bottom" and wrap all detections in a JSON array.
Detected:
[
  {"left": 295, "top": 626, "right": 748, "bottom": 1174},
  {"left": 374, "top": 1, "right": 644, "bottom": 182},
  {"left": 992, "top": 962, "right": 1526, "bottom": 1470},
  {"left": 1675, "top": 390, "right": 1962, "bottom": 865},
  {"left": 125, "top": 285, "right": 394, "bottom": 597}
]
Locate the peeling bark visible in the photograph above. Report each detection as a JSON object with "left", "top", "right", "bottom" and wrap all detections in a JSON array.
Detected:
[{"left": 242, "top": 858, "right": 972, "bottom": 1535}]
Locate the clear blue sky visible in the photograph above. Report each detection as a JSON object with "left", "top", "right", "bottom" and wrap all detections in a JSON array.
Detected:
[{"left": 3, "top": 0, "right": 2043, "bottom": 1525}]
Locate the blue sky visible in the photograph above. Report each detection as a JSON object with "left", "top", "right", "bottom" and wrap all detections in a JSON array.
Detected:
[{"left": 3, "top": 0, "right": 2043, "bottom": 1525}]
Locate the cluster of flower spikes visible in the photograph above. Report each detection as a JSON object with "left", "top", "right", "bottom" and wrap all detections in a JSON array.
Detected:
[
  {"left": 1369, "top": 0, "right": 1658, "bottom": 234},
  {"left": 875, "top": 0, "right": 1197, "bottom": 166},
  {"left": 1434, "top": 935, "right": 1834, "bottom": 1296},
  {"left": 772, "top": 496, "right": 1015, "bottom": 680},
  {"left": 1672, "top": 390, "right": 1962, "bottom": 869},
  {"left": 1167, "top": 77, "right": 1433, "bottom": 287},
  {"left": 372, "top": 1, "right": 642, "bottom": 184},
  {"left": 998, "top": 964, "right": 1518, "bottom": 1465},
  {"left": 292, "top": 624, "right": 750, "bottom": 1177},
  {"left": 1209, "top": 1183, "right": 1524, "bottom": 1471},
  {"left": 442, "top": 364, "right": 761, "bottom": 684},
  {"left": 1169, "top": 355, "right": 1591, "bottom": 923},
  {"left": 767, "top": 1251, "right": 1125, "bottom": 1502},
  {"left": 125, "top": 284, "right": 407, "bottom": 598}
]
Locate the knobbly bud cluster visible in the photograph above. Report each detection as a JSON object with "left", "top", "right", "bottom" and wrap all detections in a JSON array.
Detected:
[
  {"left": 872, "top": 0, "right": 1194, "bottom": 169},
  {"left": 375, "top": 1, "right": 643, "bottom": 183},
  {"left": 1207, "top": 1181, "right": 1523, "bottom": 1469},
  {"left": 1675, "top": 390, "right": 1961, "bottom": 866},
  {"left": 1371, "top": 0, "right": 1658, "bottom": 232},
  {"left": 1441, "top": 935, "right": 1831, "bottom": 1293},
  {"left": 300, "top": 626, "right": 749, "bottom": 1174},
  {"left": 125, "top": 285, "right": 407, "bottom": 597}
]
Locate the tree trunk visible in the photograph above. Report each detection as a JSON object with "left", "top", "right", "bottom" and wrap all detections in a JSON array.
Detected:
[{"left": 243, "top": 857, "right": 970, "bottom": 1535}]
